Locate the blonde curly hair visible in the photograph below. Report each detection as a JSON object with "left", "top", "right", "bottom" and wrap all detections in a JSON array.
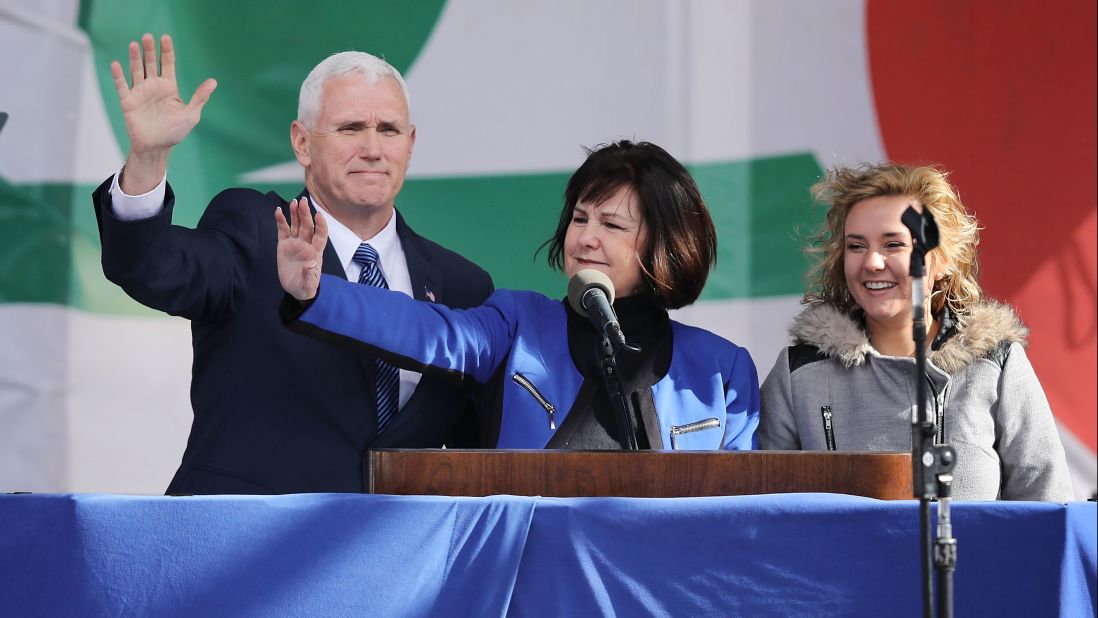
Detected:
[{"left": 804, "top": 163, "right": 983, "bottom": 318}]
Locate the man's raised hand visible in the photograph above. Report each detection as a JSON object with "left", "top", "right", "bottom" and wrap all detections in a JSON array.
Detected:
[{"left": 111, "top": 33, "right": 216, "bottom": 193}]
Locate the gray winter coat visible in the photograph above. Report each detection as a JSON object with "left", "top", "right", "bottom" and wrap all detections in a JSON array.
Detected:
[{"left": 759, "top": 301, "right": 1073, "bottom": 501}]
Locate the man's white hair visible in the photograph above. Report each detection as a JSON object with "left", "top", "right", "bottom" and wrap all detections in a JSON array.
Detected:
[{"left": 297, "top": 51, "right": 411, "bottom": 128}]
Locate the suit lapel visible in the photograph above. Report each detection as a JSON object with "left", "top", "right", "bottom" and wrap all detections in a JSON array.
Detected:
[
  {"left": 294, "top": 190, "right": 374, "bottom": 401},
  {"left": 396, "top": 210, "right": 443, "bottom": 303},
  {"left": 295, "top": 189, "right": 348, "bottom": 280},
  {"left": 382, "top": 210, "right": 444, "bottom": 429}
]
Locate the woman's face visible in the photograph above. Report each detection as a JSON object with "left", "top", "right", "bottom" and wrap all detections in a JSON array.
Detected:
[
  {"left": 843, "top": 194, "right": 944, "bottom": 333},
  {"left": 564, "top": 185, "right": 649, "bottom": 298}
]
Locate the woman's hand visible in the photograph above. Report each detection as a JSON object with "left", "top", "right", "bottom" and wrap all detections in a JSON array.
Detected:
[{"left": 275, "top": 198, "right": 328, "bottom": 301}]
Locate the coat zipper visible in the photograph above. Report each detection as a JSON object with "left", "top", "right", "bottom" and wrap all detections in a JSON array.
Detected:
[
  {"left": 924, "top": 374, "right": 945, "bottom": 444},
  {"left": 669, "top": 417, "right": 720, "bottom": 450},
  {"left": 512, "top": 372, "right": 556, "bottom": 429},
  {"left": 820, "top": 406, "right": 836, "bottom": 451}
]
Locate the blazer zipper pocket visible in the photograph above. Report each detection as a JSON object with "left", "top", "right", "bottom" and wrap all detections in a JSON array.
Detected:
[
  {"left": 512, "top": 372, "right": 556, "bottom": 429},
  {"left": 669, "top": 417, "right": 720, "bottom": 450},
  {"left": 820, "top": 406, "right": 836, "bottom": 451}
]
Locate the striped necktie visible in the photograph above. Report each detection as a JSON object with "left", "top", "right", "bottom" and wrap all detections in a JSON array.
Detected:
[{"left": 352, "top": 242, "right": 399, "bottom": 434}]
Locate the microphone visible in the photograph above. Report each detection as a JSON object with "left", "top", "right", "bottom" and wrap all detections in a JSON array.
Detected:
[{"left": 567, "top": 269, "right": 633, "bottom": 354}]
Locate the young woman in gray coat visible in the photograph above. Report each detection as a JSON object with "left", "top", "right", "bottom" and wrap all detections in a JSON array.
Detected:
[{"left": 759, "top": 163, "right": 1073, "bottom": 501}]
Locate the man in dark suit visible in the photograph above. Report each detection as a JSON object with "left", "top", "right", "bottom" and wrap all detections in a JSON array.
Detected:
[{"left": 91, "top": 33, "right": 492, "bottom": 494}]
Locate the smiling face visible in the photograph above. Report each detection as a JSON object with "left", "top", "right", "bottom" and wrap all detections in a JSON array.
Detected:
[
  {"left": 563, "top": 185, "right": 649, "bottom": 298},
  {"left": 291, "top": 74, "right": 415, "bottom": 226},
  {"left": 843, "top": 194, "right": 944, "bottom": 336}
]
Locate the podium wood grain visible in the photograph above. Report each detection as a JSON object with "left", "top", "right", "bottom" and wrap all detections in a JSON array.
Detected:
[{"left": 369, "top": 450, "right": 913, "bottom": 500}]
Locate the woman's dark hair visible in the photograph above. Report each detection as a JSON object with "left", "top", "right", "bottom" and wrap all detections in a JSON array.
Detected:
[{"left": 543, "top": 140, "right": 717, "bottom": 309}]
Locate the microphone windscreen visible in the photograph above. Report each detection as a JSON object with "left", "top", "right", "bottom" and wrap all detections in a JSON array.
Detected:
[{"left": 567, "top": 269, "right": 615, "bottom": 316}]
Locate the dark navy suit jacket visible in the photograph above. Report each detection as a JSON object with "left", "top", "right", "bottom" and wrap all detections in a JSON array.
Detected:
[{"left": 92, "top": 178, "right": 493, "bottom": 494}]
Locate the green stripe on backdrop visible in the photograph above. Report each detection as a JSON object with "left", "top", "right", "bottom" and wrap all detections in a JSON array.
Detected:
[
  {"left": 393, "top": 153, "right": 824, "bottom": 299},
  {"left": 0, "top": 153, "right": 822, "bottom": 314},
  {"left": 692, "top": 154, "right": 822, "bottom": 300},
  {"left": 0, "top": 178, "right": 74, "bottom": 305}
]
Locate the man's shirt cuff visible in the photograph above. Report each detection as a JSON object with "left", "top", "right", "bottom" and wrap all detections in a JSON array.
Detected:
[{"left": 110, "top": 168, "right": 167, "bottom": 220}]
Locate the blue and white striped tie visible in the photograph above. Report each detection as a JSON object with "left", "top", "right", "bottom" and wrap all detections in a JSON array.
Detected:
[{"left": 352, "top": 243, "right": 399, "bottom": 434}]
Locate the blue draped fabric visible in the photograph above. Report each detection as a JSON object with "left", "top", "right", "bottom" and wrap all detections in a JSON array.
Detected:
[{"left": 1, "top": 493, "right": 1093, "bottom": 616}]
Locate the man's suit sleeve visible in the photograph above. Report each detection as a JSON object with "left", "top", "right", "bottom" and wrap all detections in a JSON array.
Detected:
[
  {"left": 465, "top": 265, "right": 494, "bottom": 306},
  {"left": 92, "top": 177, "right": 267, "bottom": 322}
]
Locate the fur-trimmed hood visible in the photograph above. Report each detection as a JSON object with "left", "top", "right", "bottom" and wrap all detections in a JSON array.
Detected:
[{"left": 789, "top": 301, "right": 1029, "bottom": 374}]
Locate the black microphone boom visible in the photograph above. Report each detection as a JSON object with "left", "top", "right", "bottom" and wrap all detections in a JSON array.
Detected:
[
  {"left": 567, "top": 269, "right": 632, "bottom": 354},
  {"left": 567, "top": 268, "right": 641, "bottom": 449},
  {"left": 901, "top": 204, "right": 956, "bottom": 618}
]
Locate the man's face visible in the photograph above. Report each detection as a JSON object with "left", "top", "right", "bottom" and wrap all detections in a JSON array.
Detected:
[{"left": 293, "top": 74, "right": 415, "bottom": 218}]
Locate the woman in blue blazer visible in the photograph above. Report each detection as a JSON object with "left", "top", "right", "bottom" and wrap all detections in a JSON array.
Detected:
[{"left": 277, "top": 141, "right": 759, "bottom": 450}]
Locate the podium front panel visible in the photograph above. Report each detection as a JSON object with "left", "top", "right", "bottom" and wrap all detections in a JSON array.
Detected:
[{"left": 369, "top": 449, "right": 912, "bottom": 499}]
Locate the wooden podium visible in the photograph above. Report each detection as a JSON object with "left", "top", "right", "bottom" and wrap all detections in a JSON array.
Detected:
[{"left": 369, "top": 449, "right": 913, "bottom": 500}]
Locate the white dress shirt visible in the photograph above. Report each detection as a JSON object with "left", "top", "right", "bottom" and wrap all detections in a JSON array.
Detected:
[{"left": 311, "top": 196, "right": 422, "bottom": 410}]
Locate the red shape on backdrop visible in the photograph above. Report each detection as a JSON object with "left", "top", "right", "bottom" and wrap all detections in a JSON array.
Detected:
[
  {"left": 1012, "top": 212, "right": 1097, "bottom": 450},
  {"left": 866, "top": 0, "right": 1097, "bottom": 449}
]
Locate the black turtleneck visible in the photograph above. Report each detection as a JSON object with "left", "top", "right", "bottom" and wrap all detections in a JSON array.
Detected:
[{"left": 545, "top": 292, "right": 673, "bottom": 450}]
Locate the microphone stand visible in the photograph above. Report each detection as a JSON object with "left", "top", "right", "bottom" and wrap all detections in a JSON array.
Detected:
[
  {"left": 901, "top": 206, "right": 957, "bottom": 618},
  {"left": 935, "top": 474, "right": 956, "bottom": 618},
  {"left": 599, "top": 335, "right": 639, "bottom": 450}
]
